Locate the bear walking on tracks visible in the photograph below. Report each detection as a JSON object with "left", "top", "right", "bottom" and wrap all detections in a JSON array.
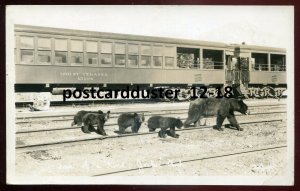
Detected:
[
  {"left": 117, "top": 113, "right": 145, "bottom": 134},
  {"left": 147, "top": 116, "right": 183, "bottom": 138},
  {"left": 81, "top": 111, "right": 110, "bottom": 135},
  {"left": 71, "top": 110, "right": 105, "bottom": 127},
  {"left": 184, "top": 98, "right": 248, "bottom": 131}
]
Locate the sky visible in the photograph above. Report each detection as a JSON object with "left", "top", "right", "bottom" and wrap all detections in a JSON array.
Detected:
[{"left": 6, "top": 5, "right": 293, "bottom": 49}]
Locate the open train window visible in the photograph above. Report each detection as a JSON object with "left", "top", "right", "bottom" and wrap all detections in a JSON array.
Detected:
[
  {"left": 153, "top": 45, "right": 163, "bottom": 68},
  {"left": 128, "top": 44, "right": 139, "bottom": 68},
  {"left": 55, "top": 39, "right": 68, "bottom": 65},
  {"left": 37, "top": 38, "right": 51, "bottom": 65},
  {"left": 115, "top": 43, "right": 126, "bottom": 67},
  {"left": 251, "top": 53, "right": 268, "bottom": 71},
  {"left": 140, "top": 45, "right": 151, "bottom": 68},
  {"left": 20, "top": 36, "right": 34, "bottom": 64},
  {"left": 86, "top": 41, "right": 98, "bottom": 66},
  {"left": 203, "top": 49, "right": 223, "bottom": 69},
  {"left": 38, "top": 51, "right": 51, "bottom": 65},
  {"left": 164, "top": 46, "right": 175, "bottom": 68},
  {"left": 177, "top": 47, "right": 200, "bottom": 69},
  {"left": 271, "top": 54, "right": 286, "bottom": 71},
  {"left": 20, "top": 50, "right": 34, "bottom": 65},
  {"left": 100, "top": 42, "right": 112, "bottom": 66},
  {"left": 55, "top": 52, "right": 67, "bottom": 64}
]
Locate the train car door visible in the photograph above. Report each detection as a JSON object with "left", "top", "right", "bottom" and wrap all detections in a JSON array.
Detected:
[
  {"left": 225, "top": 52, "right": 250, "bottom": 97},
  {"left": 225, "top": 53, "right": 239, "bottom": 85},
  {"left": 226, "top": 56, "right": 250, "bottom": 84},
  {"left": 239, "top": 57, "right": 250, "bottom": 88}
]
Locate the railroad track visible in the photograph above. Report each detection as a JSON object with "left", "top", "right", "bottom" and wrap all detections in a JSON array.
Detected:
[
  {"left": 16, "top": 118, "right": 284, "bottom": 152},
  {"left": 16, "top": 110, "right": 286, "bottom": 134},
  {"left": 15, "top": 103, "right": 286, "bottom": 123},
  {"left": 92, "top": 144, "right": 287, "bottom": 176},
  {"left": 15, "top": 97, "right": 287, "bottom": 107},
  {"left": 15, "top": 98, "right": 158, "bottom": 107}
]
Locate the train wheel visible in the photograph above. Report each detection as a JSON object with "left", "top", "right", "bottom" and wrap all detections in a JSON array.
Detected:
[{"left": 176, "top": 88, "right": 191, "bottom": 101}]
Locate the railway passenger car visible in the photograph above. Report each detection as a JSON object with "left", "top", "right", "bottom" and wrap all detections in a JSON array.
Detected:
[{"left": 14, "top": 25, "right": 287, "bottom": 101}]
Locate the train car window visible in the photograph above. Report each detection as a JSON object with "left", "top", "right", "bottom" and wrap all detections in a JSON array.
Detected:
[
  {"left": 128, "top": 44, "right": 139, "bottom": 67},
  {"left": 86, "top": 53, "right": 98, "bottom": 65},
  {"left": 115, "top": 43, "right": 126, "bottom": 67},
  {"left": 251, "top": 53, "right": 268, "bottom": 71},
  {"left": 54, "top": 39, "right": 68, "bottom": 65},
  {"left": 141, "top": 56, "right": 151, "bottom": 67},
  {"left": 38, "top": 51, "right": 51, "bottom": 65},
  {"left": 115, "top": 54, "right": 126, "bottom": 66},
  {"left": 86, "top": 41, "right": 98, "bottom": 66},
  {"left": 20, "top": 50, "right": 34, "bottom": 64},
  {"left": 100, "top": 42, "right": 112, "bottom": 66},
  {"left": 153, "top": 57, "right": 163, "bottom": 67},
  {"left": 164, "top": 46, "right": 175, "bottom": 68},
  {"left": 101, "top": 42, "right": 112, "bottom": 53},
  {"left": 71, "top": 52, "right": 83, "bottom": 65},
  {"left": 55, "top": 52, "right": 67, "bottom": 64},
  {"left": 140, "top": 45, "right": 151, "bottom": 67},
  {"left": 55, "top": 39, "right": 67, "bottom": 51},
  {"left": 86, "top": 41, "right": 98, "bottom": 65},
  {"left": 70, "top": 40, "right": 83, "bottom": 65},
  {"left": 271, "top": 54, "right": 286, "bottom": 71},
  {"left": 153, "top": 46, "right": 163, "bottom": 56},
  {"left": 128, "top": 44, "right": 139, "bottom": 54},
  {"left": 71, "top": 40, "right": 83, "bottom": 52},
  {"left": 20, "top": 36, "right": 34, "bottom": 64},
  {"left": 128, "top": 55, "right": 138, "bottom": 67},
  {"left": 86, "top": 41, "right": 98, "bottom": 52},
  {"left": 115, "top": 43, "right": 125, "bottom": 54},
  {"left": 177, "top": 47, "right": 200, "bottom": 69},
  {"left": 37, "top": 38, "right": 51, "bottom": 65},
  {"left": 153, "top": 46, "right": 163, "bottom": 67},
  {"left": 20, "top": 36, "right": 34, "bottom": 49},
  {"left": 141, "top": 45, "right": 151, "bottom": 55},
  {"left": 203, "top": 49, "right": 224, "bottom": 69},
  {"left": 38, "top": 38, "right": 51, "bottom": 50},
  {"left": 101, "top": 54, "right": 112, "bottom": 65}
]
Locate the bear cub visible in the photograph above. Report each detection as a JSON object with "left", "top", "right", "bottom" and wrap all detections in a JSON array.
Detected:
[
  {"left": 117, "top": 113, "right": 145, "bottom": 134},
  {"left": 71, "top": 110, "right": 104, "bottom": 126},
  {"left": 81, "top": 111, "right": 110, "bottom": 135},
  {"left": 147, "top": 116, "right": 183, "bottom": 138}
]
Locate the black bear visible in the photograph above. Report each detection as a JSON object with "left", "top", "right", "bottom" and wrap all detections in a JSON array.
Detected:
[
  {"left": 147, "top": 116, "right": 183, "bottom": 138},
  {"left": 117, "top": 113, "right": 145, "bottom": 134},
  {"left": 81, "top": 111, "right": 110, "bottom": 135},
  {"left": 71, "top": 110, "right": 104, "bottom": 126},
  {"left": 184, "top": 97, "right": 248, "bottom": 131}
]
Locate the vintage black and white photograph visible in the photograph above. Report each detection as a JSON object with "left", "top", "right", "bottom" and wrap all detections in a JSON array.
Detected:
[{"left": 6, "top": 5, "right": 294, "bottom": 185}]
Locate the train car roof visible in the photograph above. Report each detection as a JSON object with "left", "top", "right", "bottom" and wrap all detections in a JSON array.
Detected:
[
  {"left": 230, "top": 44, "right": 286, "bottom": 53},
  {"left": 15, "top": 24, "right": 229, "bottom": 48},
  {"left": 15, "top": 25, "right": 286, "bottom": 53}
]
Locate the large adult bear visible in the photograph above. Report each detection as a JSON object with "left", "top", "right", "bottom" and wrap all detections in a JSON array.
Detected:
[
  {"left": 148, "top": 116, "right": 183, "bottom": 138},
  {"left": 81, "top": 111, "right": 110, "bottom": 135},
  {"left": 184, "top": 98, "right": 248, "bottom": 131}
]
